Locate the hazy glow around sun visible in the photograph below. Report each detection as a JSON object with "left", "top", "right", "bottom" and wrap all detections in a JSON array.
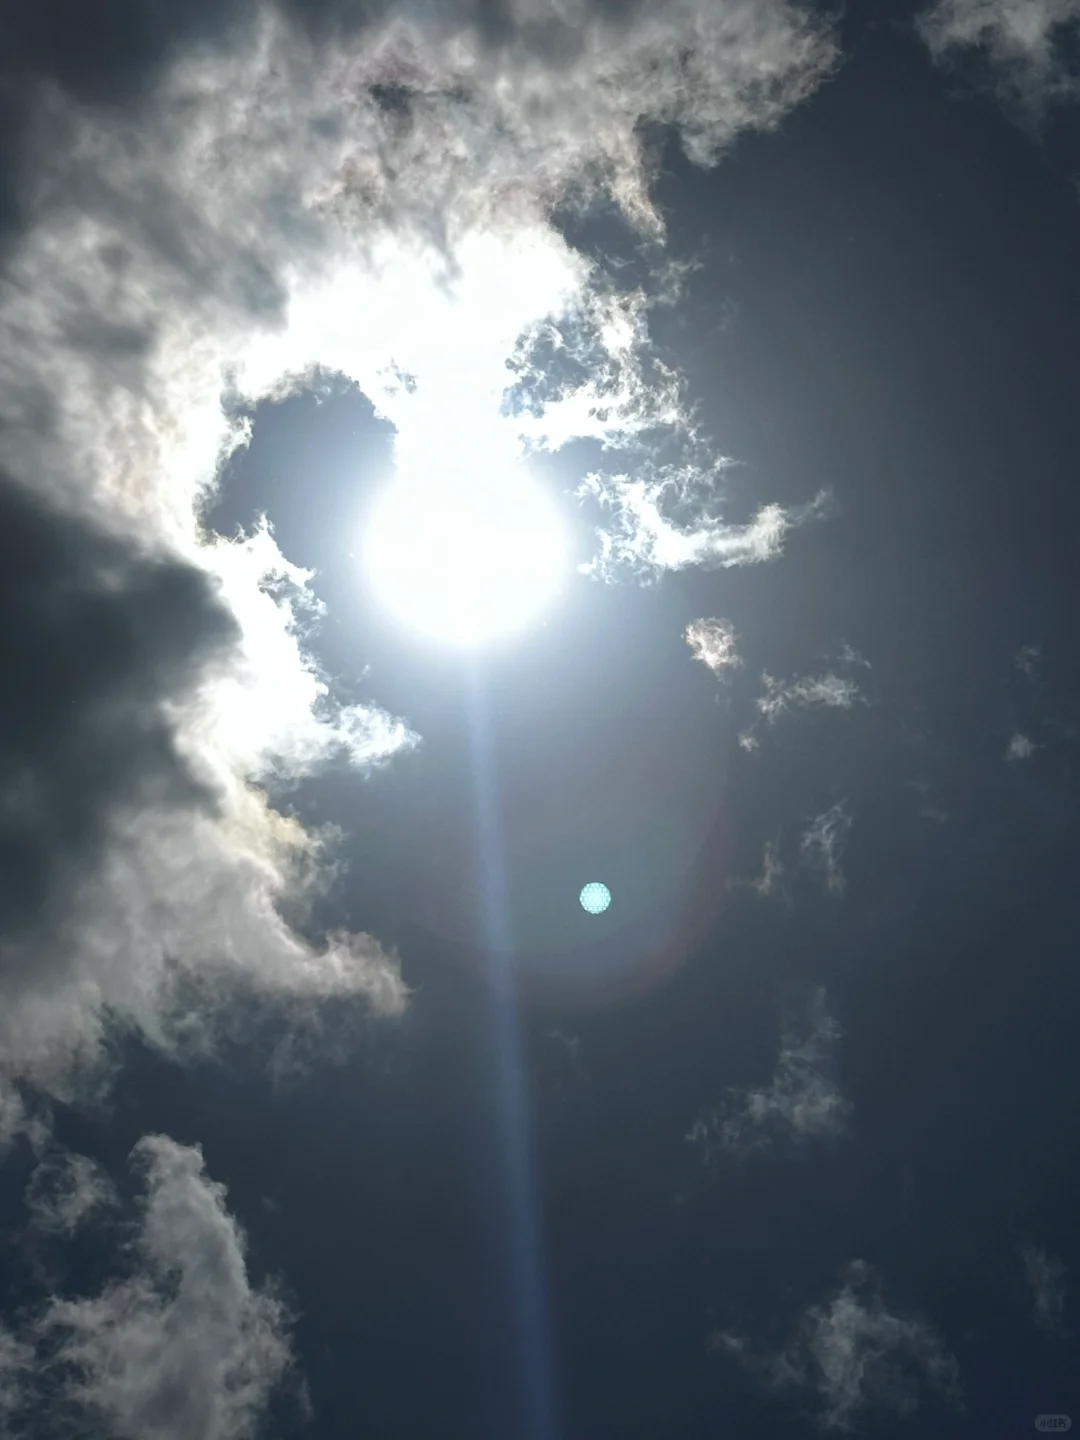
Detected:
[{"left": 362, "top": 460, "right": 567, "bottom": 646}]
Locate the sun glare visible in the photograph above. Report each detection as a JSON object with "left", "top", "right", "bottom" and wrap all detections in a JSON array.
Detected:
[{"left": 362, "top": 464, "right": 567, "bottom": 646}]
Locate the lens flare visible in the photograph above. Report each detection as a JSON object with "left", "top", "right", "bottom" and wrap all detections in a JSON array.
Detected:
[{"left": 579, "top": 882, "right": 611, "bottom": 914}]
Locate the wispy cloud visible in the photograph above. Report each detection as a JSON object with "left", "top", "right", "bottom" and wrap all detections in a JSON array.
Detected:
[
  {"left": 800, "top": 802, "right": 852, "bottom": 895},
  {"left": 758, "top": 671, "right": 862, "bottom": 723},
  {"left": 25, "top": 1152, "right": 119, "bottom": 1238},
  {"left": 712, "top": 1260, "right": 961, "bottom": 1430},
  {"left": 1006, "top": 732, "right": 1036, "bottom": 760},
  {"left": 581, "top": 472, "right": 830, "bottom": 582},
  {"left": 686, "top": 988, "right": 849, "bottom": 1158},
  {"left": 1016, "top": 642, "right": 1042, "bottom": 679},
  {"left": 5, "top": 1136, "right": 297, "bottom": 1440},
  {"left": 751, "top": 839, "right": 786, "bottom": 899},
  {"left": 685, "top": 617, "right": 742, "bottom": 674},
  {"left": 1023, "top": 1246, "right": 1068, "bottom": 1334},
  {"left": 736, "top": 653, "right": 867, "bottom": 753},
  {"left": 919, "top": 0, "right": 1080, "bottom": 116}
]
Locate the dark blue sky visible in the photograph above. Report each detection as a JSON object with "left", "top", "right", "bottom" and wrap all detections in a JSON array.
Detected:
[{"left": 0, "top": 0, "right": 1078, "bottom": 1437}]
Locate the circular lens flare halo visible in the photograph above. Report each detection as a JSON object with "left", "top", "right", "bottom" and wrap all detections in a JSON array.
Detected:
[
  {"left": 579, "top": 882, "right": 611, "bottom": 914},
  {"left": 362, "top": 458, "right": 567, "bottom": 647}
]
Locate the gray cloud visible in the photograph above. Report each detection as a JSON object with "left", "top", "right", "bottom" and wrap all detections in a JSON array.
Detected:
[
  {"left": 713, "top": 1260, "right": 961, "bottom": 1430},
  {"left": 1016, "top": 642, "right": 1042, "bottom": 678},
  {"left": 0, "top": 475, "right": 411, "bottom": 1102},
  {"left": 1023, "top": 1246, "right": 1068, "bottom": 1334},
  {"left": 800, "top": 802, "right": 852, "bottom": 896},
  {"left": 8, "top": 1136, "right": 297, "bottom": 1440},
  {"left": 1006, "top": 731, "right": 1036, "bottom": 760},
  {"left": 25, "top": 1152, "right": 119, "bottom": 1238},
  {"left": 919, "top": 0, "right": 1080, "bottom": 116},
  {"left": 685, "top": 617, "right": 742, "bottom": 674},
  {"left": 686, "top": 988, "right": 849, "bottom": 1158}
]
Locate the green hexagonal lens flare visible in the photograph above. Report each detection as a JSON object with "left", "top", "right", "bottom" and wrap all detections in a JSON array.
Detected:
[{"left": 579, "top": 882, "right": 611, "bottom": 915}]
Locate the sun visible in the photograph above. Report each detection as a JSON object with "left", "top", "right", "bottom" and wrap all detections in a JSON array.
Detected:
[{"left": 362, "top": 463, "right": 567, "bottom": 646}]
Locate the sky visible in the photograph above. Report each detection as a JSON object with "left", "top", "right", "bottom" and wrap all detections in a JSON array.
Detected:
[{"left": 0, "top": 0, "right": 1079, "bottom": 1435}]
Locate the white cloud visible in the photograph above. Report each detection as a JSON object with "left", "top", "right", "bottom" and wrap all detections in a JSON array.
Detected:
[
  {"left": 1006, "top": 732, "right": 1036, "bottom": 760},
  {"left": 714, "top": 1260, "right": 961, "bottom": 1430},
  {"left": 685, "top": 617, "right": 742, "bottom": 674},
  {"left": 919, "top": 0, "right": 1080, "bottom": 113},
  {"left": 26, "top": 1152, "right": 119, "bottom": 1237},
  {"left": 581, "top": 471, "right": 829, "bottom": 581},
  {"left": 1023, "top": 1246, "right": 1067, "bottom": 1333},
  {"left": 800, "top": 802, "right": 852, "bottom": 896},
  {"left": 28, "top": 1136, "right": 295, "bottom": 1440},
  {"left": 687, "top": 988, "right": 849, "bottom": 1158},
  {"left": 757, "top": 671, "right": 862, "bottom": 723}
]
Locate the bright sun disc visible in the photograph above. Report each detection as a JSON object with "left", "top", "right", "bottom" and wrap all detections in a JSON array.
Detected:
[{"left": 363, "top": 467, "right": 566, "bottom": 646}]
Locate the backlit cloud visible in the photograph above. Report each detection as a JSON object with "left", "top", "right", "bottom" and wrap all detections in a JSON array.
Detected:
[
  {"left": 685, "top": 617, "right": 742, "bottom": 674},
  {"left": 0, "top": 0, "right": 837, "bottom": 1100}
]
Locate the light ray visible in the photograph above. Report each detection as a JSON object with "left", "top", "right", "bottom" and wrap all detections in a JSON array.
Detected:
[{"left": 465, "top": 662, "right": 558, "bottom": 1440}]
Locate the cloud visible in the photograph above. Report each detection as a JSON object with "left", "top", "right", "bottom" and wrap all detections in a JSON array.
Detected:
[
  {"left": 713, "top": 1261, "right": 961, "bottom": 1430},
  {"left": 1023, "top": 1246, "right": 1067, "bottom": 1334},
  {"left": 1006, "top": 732, "right": 1036, "bottom": 760},
  {"left": 0, "top": 1329, "right": 32, "bottom": 1433},
  {"left": 0, "top": 0, "right": 837, "bottom": 1098},
  {"left": 0, "top": 1078, "right": 49, "bottom": 1156},
  {"left": 25, "top": 1152, "right": 119, "bottom": 1238},
  {"left": 581, "top": 471, "right": 830, "bottom": 581},
  {"left": 751, "top": 839, "right": 786, "bottom": 899},
  {"left": 918, "top": 0, "right": 1080, "bottom": 115},
  {"left": 736, "top": 659, "right": 865, "bottom": 753},
  {"left": 800, "top": 802, "right": 852, "bottom": 895},
  {"left": 757, "top": 671, "right": 862, "bottom": 723},
  {"left": 7, "top": 1136, "right": 297, "bottom": 1440},
  {"left": 685, "top": 617, "right": 742, "bottom": 674},
  {"left": 686, "top": 988, "right": 849, "bottom": 1158},
  {"left": 0, "top": 470, "right": 412, "bottom": 1102}
]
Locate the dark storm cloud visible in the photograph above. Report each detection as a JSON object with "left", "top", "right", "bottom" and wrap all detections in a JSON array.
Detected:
[
  {"left": 0, "top": 472, "right": 235, "bottom": 955},
  {"left": 0, "top": 470, "right": 407, "bottom": 1097}
]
